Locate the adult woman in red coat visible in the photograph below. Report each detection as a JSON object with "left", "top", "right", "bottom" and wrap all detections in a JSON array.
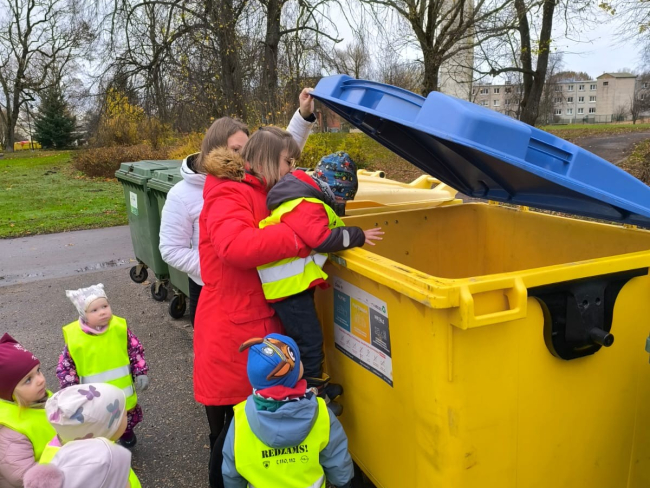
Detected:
[{"left": 196, "top": 126, "right": 309, "bottom": 487}]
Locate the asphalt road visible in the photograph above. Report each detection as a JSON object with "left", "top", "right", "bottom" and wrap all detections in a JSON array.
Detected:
[
  {"left": 574, "top": 131, "right": 650, "bottom": 164},
  {"left": 0, "top": 231, "right": 209, "bottom": 487}
]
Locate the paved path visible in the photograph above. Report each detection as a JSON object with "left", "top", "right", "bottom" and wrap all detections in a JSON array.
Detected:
[
  {"left": 0, "top": 226, "right": 134, "bottom": 287},
  {"left": 0, "top": 266, "right": 208, "bottom": 488},
  {"left": 573, "top": 131, "right": 650, "bottom": 164}
]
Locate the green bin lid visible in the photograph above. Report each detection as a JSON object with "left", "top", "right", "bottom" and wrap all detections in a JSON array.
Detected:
[
  {"left": 149, "top": 167, "right": 183, "bottom": 193},
  {"left": 115, "top": 160, "right": 182, "bottom": 185}
]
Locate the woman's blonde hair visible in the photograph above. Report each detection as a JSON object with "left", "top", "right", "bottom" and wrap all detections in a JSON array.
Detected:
[
  {"left": 242, "top": 126, "right": 301, "bottom": 189},
  {"left": 196, "top": 117, "right": 249, "bottom": 173}
]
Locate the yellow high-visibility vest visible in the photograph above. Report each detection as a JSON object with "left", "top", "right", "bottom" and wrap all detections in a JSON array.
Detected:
[
  {"left": 258, "top": 197, "right": 344, "bottom": 301},
  {"left": 234, "top": 397, "right": 330, "bottom": 488},
  {"left": 0, "top": 394, "right": 56, "bottom": 461},
  {"left": 63, "top": 316, "right": 137, "bottom": 410}
]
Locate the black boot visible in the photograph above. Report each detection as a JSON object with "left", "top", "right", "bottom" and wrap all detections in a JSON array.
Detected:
[
  {"left": 119, "top": 431, "right": 137, "bottom": 448},
  {"left": 306, "top": 373, "right": 344, "bottom": 400},
  {"left": 306, "top": 374, "right": 344, "bottom": 416}
]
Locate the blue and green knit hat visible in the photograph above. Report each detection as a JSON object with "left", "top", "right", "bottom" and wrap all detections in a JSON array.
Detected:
[{"left": 313, "top": 151, "right": 358, "bottom": 200}]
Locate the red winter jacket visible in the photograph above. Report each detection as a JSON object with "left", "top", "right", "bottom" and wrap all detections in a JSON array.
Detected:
[{"left": 194, "top": 149, "right": 309, "bottom": 406}]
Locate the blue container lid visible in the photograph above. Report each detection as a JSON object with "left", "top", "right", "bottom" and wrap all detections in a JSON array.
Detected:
[{"left": 312, "top": 75, "right": 650, "bottom": 227}]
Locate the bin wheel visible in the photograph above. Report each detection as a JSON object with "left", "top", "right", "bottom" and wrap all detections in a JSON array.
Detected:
[
  {"left": 129, "top": 265, "right": 148, "bottom": 283},
  {"left": 150, "top": 282, "right": 168, "bottom": 302},
  {"left": 169, "top": 294, "right": 187, "bottom": 319}
]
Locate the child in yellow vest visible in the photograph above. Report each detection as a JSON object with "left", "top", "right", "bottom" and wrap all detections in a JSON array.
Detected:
[
  {"left": 57, "top": 284, "right": 149, "bottom": 448},
  {"left": 222, "top": 333, "right": 354, "bottom": 488},
  {"left": 23, "top": 437, "right": 132, "bottom": 488},
  {"left": 36, "top": 383, "right": 141, "bottom": 488},
  {"left": 0, "top": 333, "right": 56, "bottom": 487},
  {"left": 257, "top": 152, "right": 383, "bottom": 414}
]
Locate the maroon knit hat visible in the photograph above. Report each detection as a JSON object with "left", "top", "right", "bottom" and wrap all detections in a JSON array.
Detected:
[{"left": 0, "top": 333, "right": 40, "bottom": 402}]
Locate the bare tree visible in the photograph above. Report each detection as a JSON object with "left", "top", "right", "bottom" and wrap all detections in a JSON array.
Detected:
[
  {"left": 630, "top": 92, "right": 649, "bottom": 124},
  {"left": 357, "top": 0, "right": 514, "bottom": 95},
  {"left": 537, "top": 52, "right": 564, "bottom": 125},
  {"left": 612, "top": 104, "right": 626, "bottom": 122},
  {"left": 474, "top": 0, "right": 597, "bottom": 125},
  {"left": 325, "top": 32, "right": 371, "bottom": 80},
  {"left": 0, "top": 0, "right": 90, "bottom": 151}
]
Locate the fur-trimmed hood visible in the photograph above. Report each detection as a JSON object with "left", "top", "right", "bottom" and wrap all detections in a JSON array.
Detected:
[{"left": 201, "top": 147, "right": 246, "bottom": 182}]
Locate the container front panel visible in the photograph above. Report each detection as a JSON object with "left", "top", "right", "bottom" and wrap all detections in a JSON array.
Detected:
[
  {"left": 317, "top": 266, "right": 650, "bottom": 487},
  {"left": 120, "top": 183, "right": 168, "bottom": 277}
]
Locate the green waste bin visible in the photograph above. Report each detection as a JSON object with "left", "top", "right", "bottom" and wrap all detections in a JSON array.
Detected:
[
  {"left": 149, "top": 167, "right": 190, "bottom": 319},
  {"left": 115, "top": 160, "right": 182, "bottom": 301}
]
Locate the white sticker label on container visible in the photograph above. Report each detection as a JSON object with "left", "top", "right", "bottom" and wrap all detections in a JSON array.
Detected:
[
  {"left": 129, "top": 191, "right": 138, "bottom": 216},
  {"left": 333, "top": 277, "right": 393, "bottom": 386}
]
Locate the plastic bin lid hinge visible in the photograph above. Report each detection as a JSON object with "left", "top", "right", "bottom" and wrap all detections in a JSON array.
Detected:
[{"left": 530, "top": 268, "right": 648, "bottom": 361}]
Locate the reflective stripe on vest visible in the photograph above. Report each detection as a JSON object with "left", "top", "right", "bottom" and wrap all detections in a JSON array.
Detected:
[
  {"left": 0, "top": 394, "right": 56, "bottom": 461},
  {"left": 233, "top": 397, "right": 330, "bottom": 488},
  {"left": 62, "top": 316, "right": 138, "bottom": 411},
  {"left": 39, "top": 443, "right": 142, "bottom": 488},
  {"left": 258, "top": 197, "right": 345, "bottom": 301}
]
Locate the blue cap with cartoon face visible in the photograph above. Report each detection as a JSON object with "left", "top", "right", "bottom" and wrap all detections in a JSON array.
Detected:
[{"left": 313, "top": 151, "right": 358, "bottom": 200}]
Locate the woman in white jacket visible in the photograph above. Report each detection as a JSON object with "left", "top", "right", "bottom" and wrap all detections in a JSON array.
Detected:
[{"left": 159, "top": 88, "right": 316, "bottom": 327}]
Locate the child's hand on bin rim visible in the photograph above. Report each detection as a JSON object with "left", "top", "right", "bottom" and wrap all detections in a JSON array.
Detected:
[
  {"left": 363, "top": 227, "right": 384, "bottom": 246},
  {"left": 135, "top": 375, "right": 149, "bottom": 391}
]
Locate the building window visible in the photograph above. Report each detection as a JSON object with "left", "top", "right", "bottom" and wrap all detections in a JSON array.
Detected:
[
  {"left": 590, "top": 84, "right": 597, "bottom": 90},
  {"left": 578, "top": 108, "right": 584, "bottom": 114},
  {"left": 567, "top": 108, "right": 573, "bottom": 115},
  {"left": 554, "top": 109, "right": 562, "bottom": 115},
  {"left": 603, "top": 81, "right": 609, "bottom": 86},
  {"left": 589, "top": 107, "right": 596, "bottom": 114},
  {"left": 579, "top": 84, "right": 585, "bottom": 91},
  {"left": 589, "top": 96, "right": 596, "bottom": 102},
  {"left": 578, "top": 96, "right": 585, "bottom": 103},
  {"left": 480, "top": 88, "right": 489, "bottom": 95},
  {"left": 480, "top": 100, "right": 488, "bottom": 106},
  {"left": 567, "top": 97, "right": 574, "bottom": 103},
  {"left": 505, "top": 87, "right": 512, "bottom": 94},
  {"left": 642, "top": 94, "right": 646, "bottom": 100},
  {"left": 493, "top": 100, "right": 500, "bottom": 106},
  {"left": 643, "top": 82, "right": 648, "bottom": 89},
  {"left": 494, "top": 88, "right": 500, "bottom": 94},
  {"left": 553, "top": 97, "right": 563, "bottom": 103},
  {"left": 567, "top": 85, "right": 574, "bottom": 91},
  {"left": 505, "top": 99, "right": 511, "bottom": 105},
  {"left": 554, "top": 85, "right": 562, "bottom": 92}
]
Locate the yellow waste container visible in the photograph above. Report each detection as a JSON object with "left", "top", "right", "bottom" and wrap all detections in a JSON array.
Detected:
[{"left": 311, "top": 75, "right": 650, "bottom": 488}]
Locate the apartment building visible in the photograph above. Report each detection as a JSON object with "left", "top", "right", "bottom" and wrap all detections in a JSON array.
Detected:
[{"left": 474, "top": 72, "right": 643, "bottom": 123}]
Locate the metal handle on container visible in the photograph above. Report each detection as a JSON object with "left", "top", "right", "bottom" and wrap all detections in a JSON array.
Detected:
[{"left": 452, "top": 277, "right": 528, "bottom": 330}]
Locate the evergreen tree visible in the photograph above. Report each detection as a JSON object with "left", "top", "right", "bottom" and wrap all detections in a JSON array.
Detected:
[{"left": 33, "top": 87, "right": 76, "bottom": 149}]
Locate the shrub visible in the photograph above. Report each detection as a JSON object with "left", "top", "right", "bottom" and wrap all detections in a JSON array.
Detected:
[
  {"left": 73, "top": 144, "right": 174, "bottom": 178},
  {"left": 299, "top": 132, "right": 407, "bottom": 170},
  {"left": 168, "top": 132, "right": 203, "bottom": 160}
]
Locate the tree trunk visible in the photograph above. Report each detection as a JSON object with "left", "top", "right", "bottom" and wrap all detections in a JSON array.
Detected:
[
  {"left": 210, "top": 0, "right": 246, "bottom": 119},
  {"left": 516, "top": 0, "right": 557, "bottom": 125},
  {"left": 422, "top": 51, "right": 440, "bottom": 95},
  {"left": 262, "top": 0, "right": 283, "bottom": 118}
]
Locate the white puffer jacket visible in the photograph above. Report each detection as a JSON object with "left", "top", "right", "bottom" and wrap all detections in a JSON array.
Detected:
[{"left": 158, "top": 109, "right": 314, "bottom": 286}]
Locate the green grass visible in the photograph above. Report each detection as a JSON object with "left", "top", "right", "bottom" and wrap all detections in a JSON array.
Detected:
[
  {"left": 0, "top": 151, "right": 127, "bottom": 238},
  {"left": 540, "top": 123, "right": 650, "bottom": 142},
  {"left": 540, "top": 123, "right": 650, "bottom": 131}
]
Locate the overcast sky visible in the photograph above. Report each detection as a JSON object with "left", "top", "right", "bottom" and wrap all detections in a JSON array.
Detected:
[
  {"left": 330, "top": 4, "right": 645, "bottom": 81},
  {"left": 556, "top": 17, "right": 641, "bottom": 78}
]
